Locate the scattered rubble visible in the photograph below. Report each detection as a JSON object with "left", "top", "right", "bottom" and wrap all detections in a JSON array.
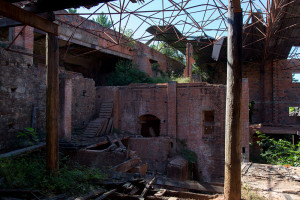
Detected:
[{"left": 242, "top": 162, "right": 300, "bottom": 200}]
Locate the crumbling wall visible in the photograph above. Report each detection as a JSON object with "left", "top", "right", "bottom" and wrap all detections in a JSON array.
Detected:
[
  {"left": 96, "top": 82, "right": 249, "bottom": 182},
  {"left": 243, "top": 59, "right": 300, "bottom": 125},
  {"left": 0, "top": 49, "right": 46, "bottom": 150},
  {"left": 66, "top": 72, "right": 96, "bottom": 131},
  {"left": 117, "top": 84, "right": 168, "bottom": 135},
  {"left": 176, "top": 83, "right": 226, "bottom": 182},
  {"left": 0, "top": 45, "right": 97, "bottom": 149},
  {"left": 272, "top": 59, "right": 300, "bottom": 125}
]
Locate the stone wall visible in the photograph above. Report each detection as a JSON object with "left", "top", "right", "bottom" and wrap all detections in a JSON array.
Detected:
[
  {"left": 0, "top": 49, "right": 46, "bottom": 150},
  {"left": 69, "top": 72, "right": 96, "bottom": 131},
  {"left": 0, "top": 46, "right": 97, "bottom": 149}
]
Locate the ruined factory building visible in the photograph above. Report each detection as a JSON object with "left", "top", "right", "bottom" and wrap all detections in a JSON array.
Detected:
[{"left": 0, "top": 0, "right": 300, "bottom": 199}]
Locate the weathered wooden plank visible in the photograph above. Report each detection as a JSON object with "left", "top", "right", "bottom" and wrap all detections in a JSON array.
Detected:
[
  {"left": 112, "top": 157, "right": 141, "bottom": 173},
  {"left": 46, "top": 31, "right": 59, "bottom": 171},
  {"left": 224, "top": 0, "right": 243, "bottom": 199},
  {"left": 0, "top": 0, "right": 58, "bottom": 35},
  {"left": 0, "top": 143, "right": 45, "bottom": 159}
]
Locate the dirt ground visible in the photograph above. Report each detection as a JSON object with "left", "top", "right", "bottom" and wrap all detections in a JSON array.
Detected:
[{"left": 242, "top": 163, "right": 300, "bottom": 200}]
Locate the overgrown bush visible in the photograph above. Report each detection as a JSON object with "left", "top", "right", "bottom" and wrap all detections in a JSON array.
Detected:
[
  {"left": 257, "top": 131, "right": 300, "bottom": 167},
  {"left": 17, "top": 127, "right": 39, "bottom": 146},
  {"left": 107, "top": 60, "right": 171, "bottom": 85},
  {"left": 0, "top": 152, "right": 105, "bottom": 196}
]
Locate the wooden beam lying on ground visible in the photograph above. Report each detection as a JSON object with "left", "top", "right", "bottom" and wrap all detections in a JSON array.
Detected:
[
  {"left": 154, "top": 177, "right": 223, "bottom": 194},
  {"left": 0, "top": 143, "right": 46, "bottom": 159},
  {"left": 0, "top": 0, "right": 58, "bottom": 35}
]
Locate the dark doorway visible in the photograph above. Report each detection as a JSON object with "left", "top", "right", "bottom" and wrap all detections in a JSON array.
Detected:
[{"left": 139, "top": 114, "right": 160, "bottom": 137}]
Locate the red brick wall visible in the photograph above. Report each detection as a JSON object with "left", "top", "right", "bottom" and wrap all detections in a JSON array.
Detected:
[
  {"left": 176, "top": 83, "right": 226, "bottom": 182},
  {"left": 273, "top": 59, "right": 300, "bottom": 124},
  {"left": 97, "top": 82, "right": 250, "bottom": 182},
  {"left": 241, "top": 78, "right": 250, "bottom": 161},
  {"left": 243, "top": 59, "right": 300, "bottom": 125},
  {"left": 14, "top": 26, "right": 34, "bottom": 52}
]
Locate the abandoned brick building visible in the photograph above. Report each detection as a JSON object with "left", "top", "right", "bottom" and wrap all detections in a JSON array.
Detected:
[{"left": 0, "top": 0, "right": 299, "bottom": 187}]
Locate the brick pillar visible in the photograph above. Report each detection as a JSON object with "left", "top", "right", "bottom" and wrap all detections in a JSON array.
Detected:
[
  {"left": 167, "top": 81, "right": 177, "bottom": 155},
  {"left": 13, "top": 26, "right": 34, "bottom": 65},
  {"left": 241, "top": 78, "right": 249, "bottom": 162},
  {"left": 184, "top": 43, "right": 193, "bottom": 77},
  {"left": 59, "top": 77, "right": 72, "bottom": 141}
]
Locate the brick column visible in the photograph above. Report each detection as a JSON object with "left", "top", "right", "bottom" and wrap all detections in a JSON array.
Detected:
[
  {"left": 184, "top": 43, "right": 193, "bottom": 77},
  {"left": 59, "top": 77, "right": 72, "bottom": 141},
  {"left": 241, "top": 78, "right": 249, "bottom": 162},
  {"left": 167, "top": 81, "right": 177, "bottom": 155},
  {"left": 13, "top": 26, "right": 34, "bottom": 65}
]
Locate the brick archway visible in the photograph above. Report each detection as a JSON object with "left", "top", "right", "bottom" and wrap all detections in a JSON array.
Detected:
[{"left": 138, "top": 114, "right": 160, "bottom": 137}]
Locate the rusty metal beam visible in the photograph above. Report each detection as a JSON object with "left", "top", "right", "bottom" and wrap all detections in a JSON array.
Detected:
[{"left": 0, "top": 0, "right": 58, "bottom": 35}]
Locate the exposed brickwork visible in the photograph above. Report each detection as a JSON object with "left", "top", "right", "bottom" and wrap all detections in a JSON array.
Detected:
[
  {"left": 55, "top": 10, "right": 184, "bottom": 76},
  {"left": 97, "top": 82, "right": 249, "bottom": 182},
  {"left": 0, "top": 49, "right": 46, "bottom": 149},
  {"left": 272, "top": 59, "right": 300, "bottom": 125},
  {"left": 0, "top": 46, "right": 97, "bottom": 149},
  {"left": 241, "top": 78, "right": 250, "bottom": 161},
  {"left": 128, "top": 137, "right": 171, "bottom": 173},
  {"left": 68, "top": 72, "right": 96, "bottom": 131}
]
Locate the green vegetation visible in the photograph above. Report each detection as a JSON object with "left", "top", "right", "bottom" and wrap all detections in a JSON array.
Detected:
[
  {"left": 171, "top": 76, "right": 191, "bottom": 83},
  {"left": 17, "top": 127, "right": 39, "bottom": 146},
  {"left": 107, "top": 60, "right": 193, "bottom": 86},
  {"left": 150, "top": 42, "right": 185, "bottom": 65},
  {"left": 257, "top": 131, "right": 300, "bottom": 167},
  {"left": 178, "top": 139, "right": 197, "bottom": 164},
  {"left": 0, "top": 152, "right": 105, "bottom": 196},
  {"left": 120, "top": 28, "right": 137, "bottom": 49},
  {"left": 249, "top": 101, "right": 256, "bottom": 123},
  {"left": 92, "top": 12, "right": 112, "bottom": 28},
  {"left": 67, "top": 8, "right": 78, "bottom": 14},
  {"left": 107, "top": 60, "right": 170, "bottom": 85},
  {"left": 242, "top": 183, "right": 266, "bottom": 200}
]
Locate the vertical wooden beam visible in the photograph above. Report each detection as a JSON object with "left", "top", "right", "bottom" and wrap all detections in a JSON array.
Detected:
[
  {"left": 224, "top": 0, "right": 243, "bottom": 199},
  {"left": 46, "top": 32, "right": 59, "bottom": 171}
]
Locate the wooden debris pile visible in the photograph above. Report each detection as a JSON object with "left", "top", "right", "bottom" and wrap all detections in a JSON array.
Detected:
[{"left": 73, "top": 174, "right": 223, "bottom": 200}]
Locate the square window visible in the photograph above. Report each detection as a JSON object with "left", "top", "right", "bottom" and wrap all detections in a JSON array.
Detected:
[
  {"left": 292, "top": 73, "right": 300, "bottom": 83},
  {"left": 203, "top": 110, "right": 214, "bottom": 135},
  {"left": 289, "top": 107, "right": 300, "bottom": 116},
  {"left": 204, "top": 110, "right": 214, "bottom": 122}
]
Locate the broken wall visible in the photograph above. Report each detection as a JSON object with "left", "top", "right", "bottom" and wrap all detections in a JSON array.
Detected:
[
  {"left": 0, "top": 48, "right": 97, "bottom": 150},
  {"left": 0, "top": 49, "right": 46, "bottom": 150},
  {"left": 97, "top": 82, "right": 250, "bottom": 182}
]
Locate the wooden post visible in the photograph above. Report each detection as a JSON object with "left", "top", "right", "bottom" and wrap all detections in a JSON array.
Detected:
[
  {"left": 224, "top": 0, "right": 242, "bottom": 199},
  {"left": 46, "top": 32, "right": 59, "bottom": 171}
]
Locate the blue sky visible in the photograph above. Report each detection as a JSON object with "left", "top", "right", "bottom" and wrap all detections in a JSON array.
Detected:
[
  {"left": 73, "top": 0, "right": 298, "bottom": 58},
  {"left": 75, "top": 0, "right": 262, "bottom": 43}
]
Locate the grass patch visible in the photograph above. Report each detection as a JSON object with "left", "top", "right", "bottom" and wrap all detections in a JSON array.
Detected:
[
  {"left": 242, "top": 183, "right": 266, "bottom": 200},
  {"left": 0, "top": 151, "right": 106, "bottom": 196}
]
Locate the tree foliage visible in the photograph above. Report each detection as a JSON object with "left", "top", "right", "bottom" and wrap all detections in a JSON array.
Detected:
[
  {"left": 67, "top": 8, "right": 78, "bottom": 14},
  {"left": 150, "top": 42, "right": 185, "bottom": 65},
  {"left": 257, "top": 132, "right": 300, "bottom": 167},
  {"left": 92, "top": 12, "right": 112, "bottom": 28},
  {"left": 107, "top": 60, "right": 169, "bottom": 86}
]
